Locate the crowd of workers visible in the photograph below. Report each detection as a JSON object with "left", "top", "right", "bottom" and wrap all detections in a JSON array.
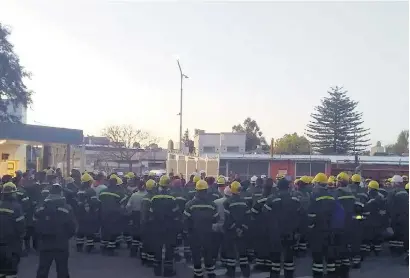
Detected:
[{"left": 0, "top": 168, "right": 408, "bottom": 278}]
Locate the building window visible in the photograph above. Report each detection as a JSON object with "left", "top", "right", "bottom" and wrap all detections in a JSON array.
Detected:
[
  {"left": 226, "top": 146, "right": 240, "bottom": 153},
  {"left": 203, "top": 146, "right": 216, "bottom": 153},
  {"left": 295, "top": 161, "right": 326, "bottom": 177}
]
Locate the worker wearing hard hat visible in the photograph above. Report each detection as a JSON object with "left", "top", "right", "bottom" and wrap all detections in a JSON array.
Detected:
[
  {"left": 75, "top": 173, "right": 100, "bottom": 253},
  {"left": 150, "top": 175, "right": 179, "bottom": 277},
  {"left": 207, "top": 177, "right": 222, "bottom": 201},
  {"left": 308, "top": 172, "right": 339, "bottom": 278},
  {"left": 387, "top": 175, "right": 409, "bottom": 257},
  {"left": 216, "top": 176, "right": 227, "bottom": 195},
  {"left": 223, "top": 181, "right": 251, "bottom": 278},
  {"left": 247, "top": 176, "right": 263, "bottom": 206},
  {"left": 293, "top": 175, "right": 313, "bottom": 256},
  {"left": 34, "top": 183, "right": 76, "bottom": 278},
  {"left": 140, "top": 179, "right": 157, "bottom": 266},
  {"left": 0, "top": 182, "right": 25, "bottom": 278},
  {"left": 212, "top": 186, "right": 232, "bottom": 264},
  {"left": 263, "top": 178, "right": 303, "bottom": 278},
  {"left": 126, "top": 176, "right": 149, "bottom": 258},
  {"left": 169, "top": 178, "right": 188, "bottom": 262},
  {"left": 98, "top": 174, "right": 127, "bottom": 256},
  {"left": 335, "top": 172, "right": 365, "bottom": 270},
  {"left": 350, "top": 174, "right": 369, "bottom": 207},
  {"left": 183, "top": 180, "right": 219, "bottom": 278},
  {"left": 363, "top": 180, "right": 388, "bottom": 257},
  {"left": 251, "top": 178, "right": 275, "bottom": 272}
]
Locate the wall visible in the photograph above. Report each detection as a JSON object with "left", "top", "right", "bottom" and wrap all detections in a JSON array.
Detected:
[
  {"left": 0, "top": 143, "right": 26, "bottom": 175},
  {"left": 220, "top": 133, "right": 246, "bottom": 153},
  {"left": 195, "top": 133, "right": 220, "bottom": 154},
  {"left": 270, "top": 160, "right": 296, "bottom": 178}
]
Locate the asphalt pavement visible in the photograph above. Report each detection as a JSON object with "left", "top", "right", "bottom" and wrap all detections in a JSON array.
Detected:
[{"left": 19, "top": 244, "right": 409, "bottom": 278}]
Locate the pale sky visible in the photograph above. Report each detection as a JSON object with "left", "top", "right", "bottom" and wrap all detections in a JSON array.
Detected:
[{"left": 0, "top": 1, "right": 408, "bottom": 147}]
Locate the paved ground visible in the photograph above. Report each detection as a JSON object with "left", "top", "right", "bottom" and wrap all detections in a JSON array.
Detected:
[{"left": 19, "top": 245, "right": 409, "bottom": 278}]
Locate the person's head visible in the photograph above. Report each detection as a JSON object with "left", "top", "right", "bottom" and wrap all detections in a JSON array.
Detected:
[
  {"left": 263, "top": 178, "right": 274, "bottom": 195},
  {"left": 1, "top": 175, "right": 13, "bottom": 184},
  {"left": 250, "top": 175, "right": 257, "bottom": 185},
  {"left": 172, "top": 178, "right": 182, "bottom": 189},
  {"left": 230, "top": 181, "right": 241, "bottom": 195},
  {"left": 200, "top": 170, "right": 206, "bottom": 179},
  {"left": 108, "top": 177, "right": 118, "bottom": 187},
  {"left": 193, "top": 175, "right": 201, "bottom": 184},
  {"left": 314, "top": 173, "right": 328, "bottom": 187},
  {"left": 206, "top": 177, "right": 215, "bottom": 186},
  {"left": 405, "top": 183, "right": 409, "bottom": 192},
  {"left": 391, "top": 175, "right": 404, "bottom": 188},
  {"left": 145, "top": 179, "right": 156, "bottom": 191},
  {"left": 327, "top": 176, "right": 336, "bottom": 188},
  {"left": 95, "top": 173, "right": 105, "bottom": 185},
  {"left": 277, "top": 178, "right": 290, "bottom": 191},
  {"left": 1, "top": 182, "right": 17, "bottom": 200},
  {"left": 367, "top": 180, "right": 379, "bottom": 192},
  {"left": 50, "top": 183, "right": 63, "bottom": 195},
  {"left": 336, "top": 172, "right": 349, "bottom": 187},
  {"left": 351, "top": 174, "right": 361, "bottom": 186},
  {"left": 223, "top": 186, "right": 232, "bottom": 198},
  {"left": 159, "top": 175, "right": 171, "bottom": 189},
  {"left": 189, "top": 173, "right": 196, "bottom": 182},
  {"left": 255, "top": 177, "right": 263, "bottom": 187},
  {"left": 195, "top": 180, "right": 209, "bottom": 198},
  {"left": 299, "top": 176, "right": 310, "bottom": 188},
  {"left": 81, "top": 173, "right": 94, "bottom": 188}
]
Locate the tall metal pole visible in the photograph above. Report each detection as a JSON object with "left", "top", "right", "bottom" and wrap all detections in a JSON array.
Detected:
[{"left": 177, "top": 59, "right": 188, "bottom": 152}]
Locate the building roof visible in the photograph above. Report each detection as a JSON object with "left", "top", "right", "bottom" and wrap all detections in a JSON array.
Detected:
[
  {"left": 0, "top": 122, "right": 83, "bottom": 145},
  {"left": 199, "top": 153, "right": 409, "bottom": 165}
]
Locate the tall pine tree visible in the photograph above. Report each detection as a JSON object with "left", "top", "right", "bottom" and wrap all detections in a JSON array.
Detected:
[{"left": 306, "top": 86, "right": 370, "bottom": 154}]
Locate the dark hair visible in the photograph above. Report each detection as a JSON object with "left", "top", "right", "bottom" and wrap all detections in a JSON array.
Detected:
[
  {"left": 207, "top": 177, "right": 215, "bottom": 185},
  {"left": 50, "top": 184, "right": 62, "bottom": 194},
  {"left": 109, "top": 178, "right": 117, "bottom": 187},
  {"left": 277, "top": 179, "right": 290, "bottom": 190}
]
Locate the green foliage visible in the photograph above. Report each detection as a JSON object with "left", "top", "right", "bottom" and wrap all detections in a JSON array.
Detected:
[
  {"left": 274, "top": 133, "right": 311, "bottom": 154},
  {"left": 0, "top": 23, "right": 33, "bottom": 122},
  {"left": 306, "top": 86, "right": 370, "bottom": 154},
  {"left": 232, "top": 117, "right": 267, "bottom": 151},
  {"left": 386, "top": 130, "right": 409, "bottom": 155}
]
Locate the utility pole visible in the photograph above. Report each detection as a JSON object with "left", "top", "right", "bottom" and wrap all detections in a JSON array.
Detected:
[{"left": 177, "top": 59, "right": 189, "bottom": 152}]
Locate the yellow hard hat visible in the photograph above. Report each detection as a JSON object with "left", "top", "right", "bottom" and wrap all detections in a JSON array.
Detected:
[
  {"left": 351, "top": 174, "right": 361, "bottom": 183},
  {"left": 230, "top": 181, "right": 241, "bottom": 194},
  {"left": 406, "top": 183, "right": 409, "bottom": 190},
  {"left": 110, "top": 174, "right": 118, "bottom": 180},
  {"left": 193, "top": 175, "right": 201, "bottom": 183},
  {"left": 328, "top": 176, "right": 336, "bottom": 184},
  {"left": 314, "top": 173, "right": 328, "bottom": 184},
  {"left": 294, "top": 179, "right": 300, "bottom": 185},
  {"left": 387, "top": 178, "right": 392, "bottom": 183},
  {"left": 337, "top": 172, "right": 349, "bottom": 182},
  {"left": 159, "top": 175, "right": 170, "bottom": 186},
  {"left": 146, "top": 179, "right": 156, "bottom": 190},
  {"left": 126, "top": 172, "right": 135, "bottom": 179},
  {"left": 196, "top": 180, "right": 209, "bottom": 191},
  {"left": 368, "top": 180, "right": 379, "bottom": 190},
  {"left": 300, "top": 176, "right": 310, "bottom": 184},
  {"left": 217, "top": 177, "right": 226, "bottom": 185},
  {"left": 116, "top": 177, "right": 123, "bottom": 185},
  {"left": 276, "top": 174, "right": 284, "bottom": 180},
  {"left": 1, "top": 182, "right": 17, "bottom": 194},
  {"left": 81, "top": 173, "right": 93, "bottom": 183}
]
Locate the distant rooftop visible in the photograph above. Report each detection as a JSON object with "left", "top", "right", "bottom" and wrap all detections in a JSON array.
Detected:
[{"left": 192, "top": 153, "right": 409, "bottom": 165}]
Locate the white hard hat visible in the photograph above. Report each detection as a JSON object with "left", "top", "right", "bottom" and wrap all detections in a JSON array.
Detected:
[
  {"left": 224, "top": 187, "right": 232, "bottom": 197},
  {"left": 250, "top": 175, "right": 258, "bottom": 182},
  {"left": 391, "top": 175, "right": 403, "bottom": 183},
  {"left": 191, "top": 172, "right": 198, "bottom": 176},
  {"left": 261, "top": 175, "right": 267, "bottom": 179},
  {"left": 200, "top": 170, "right": 206, "bottom": 174}
]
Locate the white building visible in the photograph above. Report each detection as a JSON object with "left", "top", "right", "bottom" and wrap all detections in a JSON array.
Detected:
[{"left": 194, "top": 130, "right": 246, "bottom": 156}]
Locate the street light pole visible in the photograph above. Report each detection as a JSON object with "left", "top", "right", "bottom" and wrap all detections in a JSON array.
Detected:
[{"left": 177, "top": 59, "right": 188, "bottom": 152}]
